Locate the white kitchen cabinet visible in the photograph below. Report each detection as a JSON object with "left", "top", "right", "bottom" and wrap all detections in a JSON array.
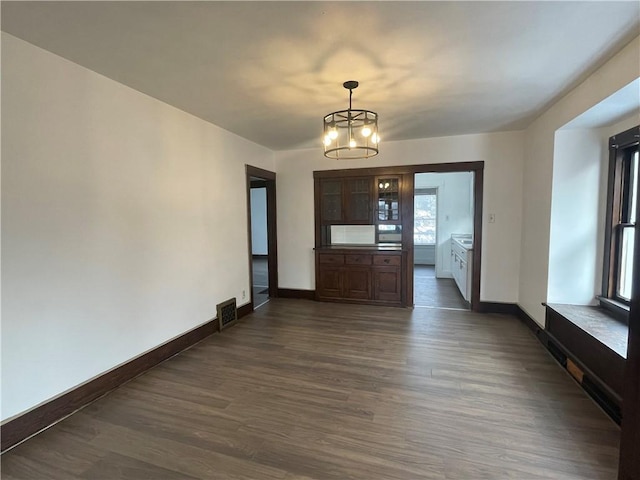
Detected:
[{"left": 450, "top": 235, "right": 473, "bottom": 302}]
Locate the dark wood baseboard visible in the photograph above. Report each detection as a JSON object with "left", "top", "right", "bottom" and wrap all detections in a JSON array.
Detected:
[
  {"left": 516, "top": 305, "right": 549, "bottom": 346},
  {"left": 237, "top": 302, "right": 253, "bottom": 319},
  {"left": 478, "top": 301, "right": 519, "bottom": 315},
  {"left": 478, "top": 301, "right": 548, "bottom": 345},
  {"left": 1, "top": 303, "right": 253, "bottom": 453},
  {"left": 278, "top": 288, "right": 315, "bottom": 300}
]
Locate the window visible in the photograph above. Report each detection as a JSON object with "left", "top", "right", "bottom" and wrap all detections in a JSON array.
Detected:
[
  {"left": 603, "top": 125, "right": 639, "bottom": 313},
  {"left": 414, "top": 188, "right": 437, "bottom": 245}
]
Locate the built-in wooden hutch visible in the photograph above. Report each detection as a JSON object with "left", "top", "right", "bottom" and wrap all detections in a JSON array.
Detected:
[{"left": 314, "top": 168, "right": 414, "bottom": 307}]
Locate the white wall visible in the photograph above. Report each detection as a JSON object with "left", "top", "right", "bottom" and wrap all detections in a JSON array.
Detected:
[
  {"left": 414, "top": 172, "right": 474, "bottom": 276},
  {"left": 275, "top": 130, "right": 524, "bottom": 303},
  {"left": 250, "top": 187, "right": 268, "bottom": 255},
  {"left": 548, "top": 128, "right": 602, "bottom": 304},
  {"left": 1, "top": 34, "right": 275, "bottom": 421},
  {"left": 520, "top": 35, "right": 640, "bottom": 326}
]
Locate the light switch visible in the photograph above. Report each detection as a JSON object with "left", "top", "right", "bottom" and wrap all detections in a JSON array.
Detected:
[{"left": 489, "top": 213, "right": 496, "bottom": 223}]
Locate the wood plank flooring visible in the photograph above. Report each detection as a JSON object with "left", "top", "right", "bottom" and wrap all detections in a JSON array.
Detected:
[
  {"left": 414, "top": 265, "right": 469, "bottom": 310},
  {"left": 1, "top": 299, "right": 620, "bottom": 479}
]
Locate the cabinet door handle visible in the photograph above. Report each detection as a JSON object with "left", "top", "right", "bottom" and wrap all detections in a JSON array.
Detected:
[{"left": 384, "top": 258, "right": 390, "bottom": 264}]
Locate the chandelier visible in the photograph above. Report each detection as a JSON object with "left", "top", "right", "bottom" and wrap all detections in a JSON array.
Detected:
[{"left": 323, "top": 81, "right": 379, "bottom": 159}]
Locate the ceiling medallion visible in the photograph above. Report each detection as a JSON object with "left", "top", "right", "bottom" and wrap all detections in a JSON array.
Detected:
[{"left": 323, "top": 81, "right": 379, "bottom": 159}]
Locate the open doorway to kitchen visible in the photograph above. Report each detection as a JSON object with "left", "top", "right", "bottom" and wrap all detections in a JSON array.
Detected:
[
  {"left": 413, "top": 171, "right": 474, "bottom": 310},
  {"left": 246, "top": 165, "right": 278, "bottom": 310}
]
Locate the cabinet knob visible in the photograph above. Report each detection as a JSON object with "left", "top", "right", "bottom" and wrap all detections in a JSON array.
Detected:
[{"left": 384, "top": 258, "right": 390, "bottom": 264}]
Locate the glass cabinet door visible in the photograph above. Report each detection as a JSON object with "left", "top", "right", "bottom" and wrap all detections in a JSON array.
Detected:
[
  {"left": 376, "top": 177, "right": 400, "bottom": 222},
  {"left": 345, "top": 177, "right": 372, "bottom": 223},
  {"left": 320, "top": 179, "right": 343, "bottom": 223}
]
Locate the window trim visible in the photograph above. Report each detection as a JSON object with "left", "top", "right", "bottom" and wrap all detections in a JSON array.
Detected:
[{"left": 601, "top": 125, "right": 639, "bottom": 322}]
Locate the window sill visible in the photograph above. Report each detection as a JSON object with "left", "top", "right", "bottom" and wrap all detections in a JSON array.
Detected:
[
  {"left": 597, "top": 296, "right": 630, "bottom": 324},
  {"left": 546, "top": 303, "right": 628, "bottom": 359}
]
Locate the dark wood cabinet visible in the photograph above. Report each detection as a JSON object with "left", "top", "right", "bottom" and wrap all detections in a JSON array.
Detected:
[
  {"left": 372, "top": 266, "right": 402, "bottom": 303},
  {"left": 344, "top": 267, "right": 372, "bottom": 300},
  {"left": 319, "top": 177, "right": 372, "bottom": 224},
  {"left": 345, "top": 177, "right": 372, "bottom": 223},
  {"left": 317, "top": 265, "right": 343, "bottom": 299},
  {"left": 320, "top": 179, "right": 343, "bottom": 223},
  {"left": 315, "top": 249, "right": 405, "bottom": 306},
  {"left": 314, "top": 170, "right": 407, "bottom": 308}
]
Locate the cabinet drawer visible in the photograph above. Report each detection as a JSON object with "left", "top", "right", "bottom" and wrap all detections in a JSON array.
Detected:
[
  {"left": 345, "top": 254, "right": 372, "bottom": 265},
  {"left": 318, "top": 254, "right": 345, "bottom": 265},
  {"left": 373, "top": 255, "right": 401, "bottom": 266}
]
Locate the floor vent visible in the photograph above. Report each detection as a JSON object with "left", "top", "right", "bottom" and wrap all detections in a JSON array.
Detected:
[{"left": 217, "top": 298, "right": 238, "bottom": 331}]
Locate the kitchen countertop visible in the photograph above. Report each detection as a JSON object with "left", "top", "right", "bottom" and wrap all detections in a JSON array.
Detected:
[{"left": 452, "top": 237, "right": 474, "bottom": 251}]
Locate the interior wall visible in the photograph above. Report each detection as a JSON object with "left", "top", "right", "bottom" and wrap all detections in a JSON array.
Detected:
[
  {"left": 414, "top": 172, "right": 474, "bottom": 277},
  {"left": 250, "top": 187, "right": 268, "bottom": 255},
  {"left": 519, "top": 35, "right": 640, "bottom": 326},
  {"left": 548, "top": 128, "right": 602, "bottom": 304},
  {"left": 1, "top": 34, "right": 275, "bottom": 421},
  {"left": 275, "top": 130, "right": 524, "bottom": 303}
]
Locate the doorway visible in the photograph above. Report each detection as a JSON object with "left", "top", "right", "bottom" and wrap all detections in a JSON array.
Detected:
[
  {"left": 413, "top": 171, "right": 475, "bottom": 310},
  {"left": 246, "top": 165, "right": 278, "bottom": 310}
]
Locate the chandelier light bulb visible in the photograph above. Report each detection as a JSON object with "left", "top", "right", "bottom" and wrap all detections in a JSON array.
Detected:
[
  {"left": 371, "top": 133, "right": 379, "bottom": 144},
  {"left": 329, "top": 128, "right": 338, "bottom": 140},
  {"left": 361, "top": 126, "right": 372, "bottom": 137},
  {"left": 323, "top": 135, "right": 332, "bottom": 146},
  {"left": 349, "top": 138, "right": 357, "bottom": 148}
]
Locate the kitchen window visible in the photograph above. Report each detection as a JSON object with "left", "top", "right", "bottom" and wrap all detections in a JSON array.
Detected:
[
  {"left": 601, "top": 125, "right": 639, "bottom": 319},
  {"left": 414, "top": 188, "right": 437, "bottom": 245}
]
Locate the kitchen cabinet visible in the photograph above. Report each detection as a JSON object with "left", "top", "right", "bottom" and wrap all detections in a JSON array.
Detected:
[
  {"left": 450, "top": 236, "right": 473, "bottom": 303},
  {"left": 319, "top": 179, "right": 342, "bottom": 222},
  {"left": 315, "top": 249, "right": 405, "bottom": 306},
  {"left": 319, "top": 177, "right": 372, "bottom": 224}
]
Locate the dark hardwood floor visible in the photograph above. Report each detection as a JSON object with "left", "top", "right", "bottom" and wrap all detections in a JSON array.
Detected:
[
  {"left": 1, "top": 299, "right": 619, "bottom": 479},
  {"left": 414, "top": 265, "right": 469, "bottom": 310}
]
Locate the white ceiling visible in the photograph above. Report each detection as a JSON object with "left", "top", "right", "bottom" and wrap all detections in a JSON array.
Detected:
[{"left": 2, "top": 1, "right": 639, "bottom": 151}]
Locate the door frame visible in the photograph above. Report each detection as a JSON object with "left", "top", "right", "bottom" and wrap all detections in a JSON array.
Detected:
[
  {"left": 246, "top": 165, "right": 278, "bottom": 310},
  {"left": 407, "top": 162, "right": 483, "bottom": 311}
]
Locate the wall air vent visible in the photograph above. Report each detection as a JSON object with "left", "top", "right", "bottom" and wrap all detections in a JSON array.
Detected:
[{"left": 216, "top": 298, "right": 238, "bottom": 331}]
